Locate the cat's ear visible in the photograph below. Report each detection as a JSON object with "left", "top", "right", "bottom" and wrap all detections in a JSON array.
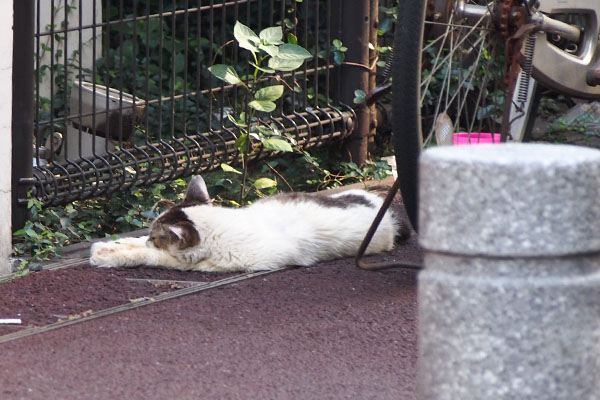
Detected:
[
  {"left": 185, "top": 175, "right": 211, "bottom": 205},
  {"left": 168, "top": 225, "right": 185, "bottom": 240},
  {"left": 168, "top": 222, "right": 200, "bottom": 249}
]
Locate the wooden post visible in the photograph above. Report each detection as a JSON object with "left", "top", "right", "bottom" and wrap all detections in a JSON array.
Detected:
[{"left": 340, "top": 0, "right": 373, "bottom": 166}]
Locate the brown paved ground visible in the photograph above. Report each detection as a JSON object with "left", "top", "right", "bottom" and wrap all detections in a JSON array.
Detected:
[{"left": 0, "top": 192, "right": 422, "bottom": 400}]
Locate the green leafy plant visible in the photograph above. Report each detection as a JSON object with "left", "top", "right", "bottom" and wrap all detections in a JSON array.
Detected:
[
  {"left": 319, "top": 38, "right": 347, "bottom": 65},
  {"left": 208, "top": 21, "right": 312, "bottom": 202}
]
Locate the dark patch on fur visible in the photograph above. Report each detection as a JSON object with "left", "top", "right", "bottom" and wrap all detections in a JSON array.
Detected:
[
  {"left": 155, "top": 205, "right": 189, "bottom": 225},
  {"left": 261, "top": 192, "right": 374, "bottom": 209},
  {"left": 149, "top": 205, "right": 200, "bottom": 250}
]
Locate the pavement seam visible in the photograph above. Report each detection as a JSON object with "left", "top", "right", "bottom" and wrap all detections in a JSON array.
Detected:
[
  {"left": 1, "top": 258, "right": 89, "bottom": 283},
  {"left": 0, "top": 267, "right": 291, "bottom": 345}
]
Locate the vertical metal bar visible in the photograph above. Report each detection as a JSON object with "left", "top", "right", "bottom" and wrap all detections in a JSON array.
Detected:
[
  {"left": 118, "top": 0, "right": 125, "bottom": 144},
  {"left": 49, "top": 0, "right": 57, "bottom": 156},
  {"left": 325, "top": 0, "right": 331, "bottom": 105},
  {"left": 144, "top": 0, "right": 163, "bottom": 184},
  {"left": 313, "top": 0, "right": 319, "bottom": 108},
  {"left": 257, "top": 0, "right": 262, "bottom": 31},
  {"left": 208, "top": 0, "right": 214, "bottom": 130},
  {"left": 194, "top": 0, "right": 202, "bottom": 136},
  {"left": 301, "top": 0, "right": 308, "bottom": 108},
  {"left": 12, "top": 0, "right": 35, "bottom": 231},
  {"left": 183, "top": 0, "right": 189, "bottom": 136},
  {"left": 233, "top": 0, "right": 239, "bottom": 116},
  {"left": 92, "top": 0, "right": 99, "bottom": 157},
  {"left": 340, "top": 0, "right": 371, "bottom": 166},
  {"left": 169, "top": 0, "right": 177, "bottom": 140},
  {"left": 34, "top": 0, "right": 42, "bottom": 161},
  {"left": 63, "top": 0, "right": 70, "bottom": 143},
  {"left": 289, "top": 0, "right": 297, "bottom": 111},
  {"left": 219, "top": 0, "right": 226, "bottom": 131},
  {"left": 332, "top": 0, "right": 343, "bottom": 104},
  {"left": 158, "top": 0, "right": 164, "bottom": 142},
  {"left": 104, "top": 0, "right": 112, "bottom": 152},
  {"left": 78, "top": 0, "right": 84, "bottom": 158},
  {"left": 144, "top": 0, "right": 152, "bottom": 142}
]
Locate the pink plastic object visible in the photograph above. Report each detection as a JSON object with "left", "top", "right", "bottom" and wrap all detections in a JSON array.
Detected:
[{"left": 453, "top": 132, "right": 501, "bottom": 145}]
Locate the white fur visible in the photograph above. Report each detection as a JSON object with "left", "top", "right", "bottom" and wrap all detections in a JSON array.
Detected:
[{"left": 90, "top": 189, "right": 400, "bottom": 272}]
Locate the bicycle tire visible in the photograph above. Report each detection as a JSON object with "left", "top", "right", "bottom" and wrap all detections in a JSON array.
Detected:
[
  {"left": 392, "top": 0, "right": 539, "bottom": 232},
  {"left": 392, "top": 0, "right": 425, "bottom": 232}
]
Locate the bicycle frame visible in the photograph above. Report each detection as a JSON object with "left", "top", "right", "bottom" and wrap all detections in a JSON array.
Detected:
[
  {"left": 533, "top": 0, "right": 600, "bottom": 98},
  {"left": 458, "top": 0, "right": 600, "bottom": 98}
]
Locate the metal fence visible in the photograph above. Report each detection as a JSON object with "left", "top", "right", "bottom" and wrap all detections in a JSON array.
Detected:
[{"left": 17, "top": 0, "right": 363, "bottom": 211}]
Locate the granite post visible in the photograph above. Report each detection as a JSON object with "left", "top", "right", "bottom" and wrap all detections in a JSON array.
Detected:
[{"left": 417, "top": 143, "right": 600, "bottom": 399}]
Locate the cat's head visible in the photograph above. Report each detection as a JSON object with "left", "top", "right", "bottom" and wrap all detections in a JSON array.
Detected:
[{"left": 147, "top": 175, "right": 210, "bottom": 251}]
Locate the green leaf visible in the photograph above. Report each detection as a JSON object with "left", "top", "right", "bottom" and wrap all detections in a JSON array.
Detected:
[
  {"left": 287, "top": 33, "right": 298, "bottom": 45},
  {"left": 254, "top": 85, "right": 284, "bottom": 102},
  {"left": 221, "top": 163, "right": 243, "bottom": 174},
  {"left": 333, "top": 52, "right": 345, "bottom": 65},
  {"left": 235, "top": 134, "right": 249, "bottom": 153},
  {"left": 208, "top": 64, "right": 243, "bottom": 85},
  {"left": 234, "top": 21, "right": 260, "bottom": 53},
  {"left": 253, "top": 177, "right": 277, "bottom": 190},
  {"left": 227, "top": 113, "right": 248, "bottom": 127},
  {"left": 249, "top": 100, "right": 277, "bottom": 113},
  {"left": 259, "top": 26, "right": 283, "bottom": 44},
  {"left": 25, "top": 228, "right": 39, "bottom": 239},
  {"left": 259, "top": 44, "right": 280, "bottom": 58},
  {"left": 249, "top": 61, "right": 275, "bottom": 74},
  {"left": 353, "top": 89, "right": 367, "bottom": 104},
  {"left": 263, "top": 138, "right": 293, "bottom": 152},
  {"left": 275, "top": 44, "right": 312, "bottom": 60},
  {"left": 267, "top": 57, "right": 305, "bottom": 72},
  {"left": 13, "top": 228, "right": 26, "bottom": 237},
  {"left": 378, "top": 18, "right": 393, "bottom": 35}
]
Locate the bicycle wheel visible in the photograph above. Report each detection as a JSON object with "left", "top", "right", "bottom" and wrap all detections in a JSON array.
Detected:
[{"left": 392, "top": 0, "right": 539, "bottom": 232}]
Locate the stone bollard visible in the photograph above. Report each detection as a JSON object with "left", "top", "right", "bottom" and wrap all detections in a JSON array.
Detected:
[{"left": 417, "top": 143, "right": 600, "bottom": 400}]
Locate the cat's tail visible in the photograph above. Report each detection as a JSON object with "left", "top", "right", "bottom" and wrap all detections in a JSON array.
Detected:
[{"left": 395, "top": 219, "right": 412, "bottom": 244}]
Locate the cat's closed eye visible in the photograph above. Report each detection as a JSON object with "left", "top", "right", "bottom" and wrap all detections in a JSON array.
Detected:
[{"left": 147, "top": 231, "right": 171, "bottom": 250}]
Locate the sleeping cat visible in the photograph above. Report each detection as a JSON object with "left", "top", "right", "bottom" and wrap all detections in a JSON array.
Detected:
[{"left": 90, "top": 175, "right": 408, "bottom": 272}]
